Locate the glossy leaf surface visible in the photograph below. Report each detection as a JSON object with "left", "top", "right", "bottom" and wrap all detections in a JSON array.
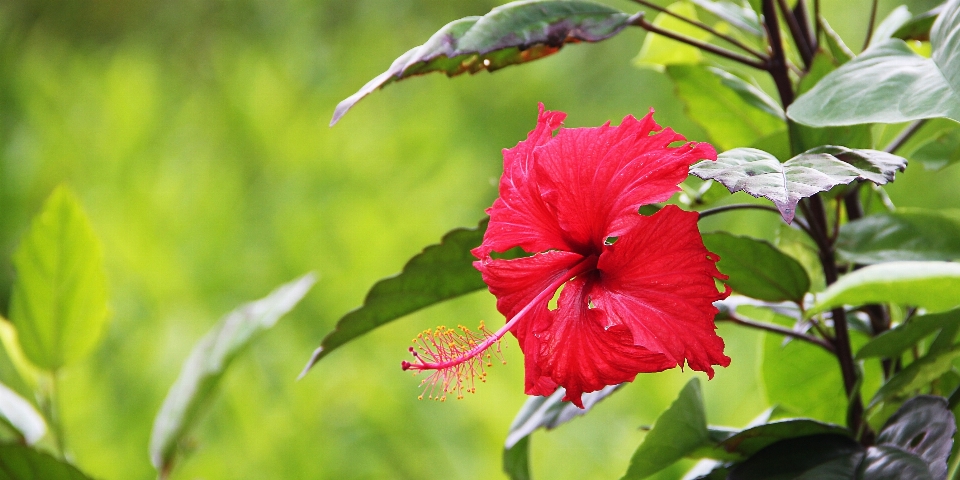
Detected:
[
  {"left": 837, "top": 210, "right": 960, "bottom": 264},
  {"left": 331, "top": 0, "right": 631, "bottom": 125},
  {"left": 301, "top": 220, "right": 495, "bottom": 375},
  {"left": 691, "top": 147, "right": 905, "bottom": 223},
  {"left": 807, "top": 261, "right": 960, "bottom": 317},
  {"left": 8, "top": 186, "right": 108, "bottom": 371},
  {"left": 150, "top": 274, "right": 315, "bottom": 471},
  {"left": 0, "top": 444, "right": 93, "bottom": 480},
  {"left": 871, "top": 396, "right": 955, "bottom": 480}
]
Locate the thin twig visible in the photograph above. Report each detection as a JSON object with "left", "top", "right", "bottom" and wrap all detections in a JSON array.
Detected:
[
  {"left": 862, "top": 0, "right": 880, "bottom": 51},
  {"left": 630, "top": 13, "right": 769, "bottom": 70},
  {"left": 762, "top": 0, "right": 795, "bottom": 106},
  {"left": 697, "top": 203, "right": 782, "bottom": 219},
  {"left": 629, "top": 0, "right": 769, "bottom": 59},
  {"left": 776, "top": 0, "right": 814, "bottom": 68},
  {"left": 793, "top": 0, "right": 817, "bottom": 54},
  {"left": 719, "top": 313, "right": 836, "bottom": 353},
  {"left": 884, "top": 119, "right": 929, "bottom": 154}
]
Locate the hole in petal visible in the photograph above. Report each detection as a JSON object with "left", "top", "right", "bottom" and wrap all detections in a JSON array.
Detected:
[
  {"left": 604, "top": 236, "right": 618, "bottom": 245},
  {"left": 548, "top": 283, "right": 565, "bottom": 311}
]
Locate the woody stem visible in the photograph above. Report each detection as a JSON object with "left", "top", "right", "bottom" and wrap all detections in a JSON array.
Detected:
[{"left": 404, "top": 256, "right": 598, "bottom": 371}]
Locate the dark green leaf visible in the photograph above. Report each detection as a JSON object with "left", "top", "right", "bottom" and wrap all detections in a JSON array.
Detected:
[
  {"left": 301, "top": 220, "right": 499, "bottom": 375},
  {"left": 621, "top": 378, "right": 709, "bottom": 479},
  {"left": 893, "top": 5, "right": 945, "bottom": 42},
  {"left": 331, "top": 0, "right": 631, "bottom": 125},
  {"left": 788, "top": 39, "right": 960, "bottom": 125},
  {"left": 691, "top": 147, "right": 905, "bottom": 223},
  {"left": 727, "top": 434, "right": 864, "bottom": 480},
  {"left": 0, "top": 443, "right": 94, "bottom": 480},
  {"left": 697, "top": 419, "right": 851, "bottom": 462},
  {"left": 667, "top": 65, "right": 784, "bottom": 150},
  {"left": 857, "top": 309, "right": 960, "bottom": 359},
  {"left": 8, "top": 186, "right": 109, "bottom": 371},
  {"left": 807, "top": 262, "right": 960, "bottom": 317},
  {"left": 150, "top": 274, "right": 315, "bottom": 472},
  {"left": 702, "top": 232, "right": 810, "bottom": 302},
  {"left": 0, "top": 383, "right": 45, "bottom": 445},
  {"left": 505, "top": 384, "right": 621, "bottom": 449},
  {"left": 504, "top": 436, "right": 531, "bottom": 480},
  {"left": 869, "top": 346, "right": 960, "bottom": 408},
  {"left": 858, "top": 446, "right": 934, "bottom": 480},
  {"left": 820, "top": 17, "right": 854, "bottom": 65},
  {"left": 874, "top": 396, "right": 955, "bottom": 480},
  {"left": 837, "top": 210, "right": 960, "bottom": 264},
  {"left": 691, "top": 0, "right": 763, "bottom": 36}
]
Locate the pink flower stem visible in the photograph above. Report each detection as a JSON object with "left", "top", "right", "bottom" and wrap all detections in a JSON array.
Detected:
[{"left": 403, "top": 256, "right": 598, "bottom": 372}]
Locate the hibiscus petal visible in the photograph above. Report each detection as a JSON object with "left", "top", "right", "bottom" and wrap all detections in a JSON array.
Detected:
[
  {"left": 535, "top": 111, "right": 717, "bottom": 252},
  {"left": 475, "top": 250, "right": 584, "bottom": 395},
  {"left": 594, "top": 205, "right": 731, "bottom": 377},
  {"left": 535, "top": 273, "right": 676, "bottom": 408},
  {"left": 473, "top": 104, "right": 572, "bottom": 258}
]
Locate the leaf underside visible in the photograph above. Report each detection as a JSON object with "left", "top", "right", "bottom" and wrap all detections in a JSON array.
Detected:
[{"left": 330, "top": 0, "right": 631, "bottom": 125}]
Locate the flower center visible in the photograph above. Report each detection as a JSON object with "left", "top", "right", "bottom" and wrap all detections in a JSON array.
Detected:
[{"left": 401, "top": 254, "right": 598, "bottom": 401}]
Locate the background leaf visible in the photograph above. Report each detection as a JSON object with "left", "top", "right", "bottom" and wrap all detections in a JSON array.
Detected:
[
  {"left": 893, "top": 5, "right": 945, "bottom": 41},
  {"left": 696, "top": 419, "right": 851, "bottom": 462},
  {"left": 331, "top": 0, "right": 631, "bottom": 124},
  {"left": 807, "top": 261, "right": 960, "bottom": 317},
  {"left": 691, "top": 147, "right": 905, "bottom": 223},
  {"left": 837, "top": 209, "right": 960, "bottom": 264},
  {"left": 635, "top": 2, "right": 711, "bottom": 70},
  {"left": 621, "top": 378, "right": 708, "bottom": 479},
  {"left": 503, "top": 436, "right": 531, "bottom": 480},
  {"left": 8, "top": 186, "right": 108, "bottom": 372},
  {"left": 300, "top": 220, "right": 496, "bottom": 375},
  {"left": 149, "top": 273, "right": 315, "bottom": 472},
  {"left": 690, "top": 0, "right": 763, "bottom": 36},
  {"left": 869, "top": 346, "right": 960, "bottom": 407},
  {"left": 857, "top": 309, "right": 960, "bottom": 359},
  {"left": 0, "top": 382, "right": 46, "bottom": 445},
  {"left": 702, "top": 232, "right": 809, "bottom": 302},
  {"left": 0, "top": 443, "right": 93, "bottom": 480},
  {"left": 667, "top": 66, "right": 784, "bottom": 150},
  {"left": 931, "top": 0, "right": 960, "bottom": 98},
  {"left": 726, "top": 434, "right": 864, "bottom": 480},
  {"left": 858, "top": 446, "right": 934, "bottom": 480}
]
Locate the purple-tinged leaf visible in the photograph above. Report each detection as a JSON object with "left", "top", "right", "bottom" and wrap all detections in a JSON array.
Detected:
[
  {"left": 690, "top": 147, "right": 906, "bottom": 223},
  {"left": 330, "top": 0, "right": 631, "bottom": 125},
  {"left": 871, "top": 396, "right": 956, "bottom": 480}
]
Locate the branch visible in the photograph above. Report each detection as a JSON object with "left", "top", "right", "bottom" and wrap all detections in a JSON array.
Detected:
[
  {"left": 862, "top": 0, "right": 880, "bottom": 51},
  {"left": 884, "top": 119, "right": 928, "bottom": 154},
  {"left": 777, "top": 0, "right": 814, "bottom": 68},
  {"left": 718, "top": 313, "right": 836, "bottom": 353},
  {"left": 762, "top": 0, "right": 795, "bottom": 106},
  {"left": 696, "top": 203, "right": 781, "bottom": 219},
  {"left": 629, "top": 13, "right": 768, "bottom": 70},
  {"left": 629, "top": 0, "right": 769, "bottom": 60}
]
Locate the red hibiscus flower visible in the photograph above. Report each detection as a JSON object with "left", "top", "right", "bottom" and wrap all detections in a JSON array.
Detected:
[{"left": 403, "top": 104, "right": 730, "bottom": 407}]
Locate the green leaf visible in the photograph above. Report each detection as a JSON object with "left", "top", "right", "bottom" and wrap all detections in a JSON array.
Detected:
[
  {"left": 621, "top": 378, "right": 709, "bottom": 479},
  {"left": 702, "top": 232, "right": 810, "bottom": 302},
  {"left": 505, "top": 384, "right": 621, "bottom": 449},
  {"left": 635, "top": 3, "right": 711, "bottom": 70},
  {"left": 691, "top": 147, "right": 906, "bottom": 223},
  {"left": 8, "top": 186, "right": 109, "bottom": 372},
  {"left": 697, "top": 419, "right": 852, "bottom": 462},
  {"left": 807, "top": 261, "right": 960, "bottom": 317},
  {"left": 820, "top": 17, "right": 854, "bottom": 64},
  {"left": 908, "top": 123, "right": 960, "bottom": 170},
  {"left": 330, "top": 0, "right": 631, "bottom": 125},
  {"left": 932, "top": 0, "right": 960, "bottom": 98},
  {"left": 794, "top": 53, "right": 875, "bottom": 151},
  {"left": 0, "top": 443, "right": 94, "bottom": 480},
  {"left": 690, "top": 0, "right": 763, "bottom": 37},
  {"left": 667, "top": 65, "right": 783, "bottom": 150},
  {"left": 857, "top": 309, "right": 960, "bottom": 360},
  {"left": 0, "top": 382, "right": 46, "bottom": 445},
  {"left": 726, "top": 434, "right": 864, "bottom": 480},
  {"left": 870, "top": 346, "right": 960, "bottom": 408},
  {"left": 149, "top": 274, "right": 315, "bottom": 472},
  {"left": 872, "top": 396, "right": 955, "bottom": 479},
  {"left": 503, "top": 436, "right": 531, "bottom": 480},
  {"left": 837, "top": 209, "right": 960, "bottom": 264},
  {"left": 869, "top": 6, "right": 913, "bottom": 47},
  {"left": 788, "top": 32, "right": 960, "bottom": 125},
  {"left": 893, "top": 5, "right": 945, "bottom": 42},
  {"left": 762, "top": 319, "right": 846, "bottom": 424},
  {"left": 300, "top": 220, "right": 497, "bottom": 376}
]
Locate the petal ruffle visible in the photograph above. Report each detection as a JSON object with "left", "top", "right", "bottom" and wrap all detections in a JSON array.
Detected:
[
  {"left": 593, "top": 205, "right": 730, "bottom": 376},
  {"left": 473, "top": 104, "right": 571, "bottom": 258},
  {"left": 534, "top": 112, "right": 717, "bottom": 252},
  {"left": 534, "top": 272, "right": 675, "bottom": 407},
  {"left": 475, "top": 250, "right": 585, "bottom": 395}
]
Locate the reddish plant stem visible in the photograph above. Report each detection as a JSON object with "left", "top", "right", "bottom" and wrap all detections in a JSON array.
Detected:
[
  {"left": 762, "top": 0, "right": 795, "bottom": 106},
  {"left": 628, "top": 0, "right": 769, "bottom": 59},
  {"left": 862, "top": 0, "right": 880, "bottom": 51},
  {"left": 777, "top": 0, "right": 814, "bottom": 67},
  {"left": 629, "top": 13, "right": 768, "bottom": 70},
  {"left": 718, "top": 314, "right": 835, "bottom": 353}
]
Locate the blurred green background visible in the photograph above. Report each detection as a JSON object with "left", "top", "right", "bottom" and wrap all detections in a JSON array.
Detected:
[{"left": 0, "top": 0, "right": 954, "bottom": 478}]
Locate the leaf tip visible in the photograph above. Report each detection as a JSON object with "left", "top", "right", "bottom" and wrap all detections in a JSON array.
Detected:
[{"left": 298, "top": 346, "right": 325, "bottom": 380}]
